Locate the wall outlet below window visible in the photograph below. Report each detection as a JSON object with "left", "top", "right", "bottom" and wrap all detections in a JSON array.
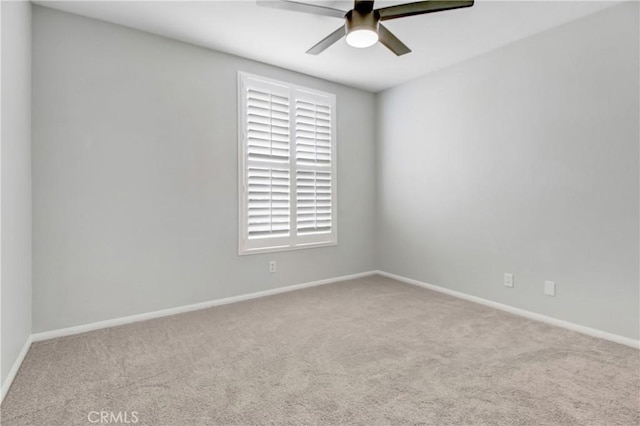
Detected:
[
  {"left": 544, "top": 280, "right": 555, "bottom": 296},
  {"left": 504, "top": 273, "right": 514, "bottom": 288},
  {"left": 269, "top": 261, "right": 277, "bottom": 273}
]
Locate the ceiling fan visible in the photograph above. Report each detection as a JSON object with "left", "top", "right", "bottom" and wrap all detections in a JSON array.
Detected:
[{"left": 257, "top": 0, "right": 474, "bottom": 56}]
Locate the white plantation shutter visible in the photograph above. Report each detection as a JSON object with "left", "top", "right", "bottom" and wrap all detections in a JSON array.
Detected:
[
  {"left": 295, "top": 95, "right": 333, "bottom": 236},
  {"left": 239, "top": 73, "right": 336, "bottom": 254}
]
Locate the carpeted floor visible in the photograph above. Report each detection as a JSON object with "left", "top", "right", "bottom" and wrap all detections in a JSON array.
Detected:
[{"left": 1, "top": 275, "right": 639, "bottom": 425}]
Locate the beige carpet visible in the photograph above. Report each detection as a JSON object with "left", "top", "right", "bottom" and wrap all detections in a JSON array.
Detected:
[{"left": 2, "top": 275, "right": 639, "bottom": 425}]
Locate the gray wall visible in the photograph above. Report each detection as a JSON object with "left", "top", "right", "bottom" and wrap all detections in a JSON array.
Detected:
[
  {"left": 1, "top": 0, "right": 32, "bottom": 386},
  {"left": 376, "top": 3, "right": 639, "bottom": 340},
  {"left": 32, "top": 7, "right": 376, "bottom": 332}
]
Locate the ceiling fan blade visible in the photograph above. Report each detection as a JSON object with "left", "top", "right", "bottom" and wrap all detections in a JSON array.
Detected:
[
  {"left": 257, "top": 0, "right": 346, "bottom": 19},
  {"left": 354, "top": 0, "right": 375, "bottom": 14},
  {"left": 306, "top": 26, "right": 346, "bottom": 55},
  {"left": 378, "top": 24, "right": 411, "bottom": 56},
  {"left": 377, "top": 1, "right": 474, "bottom": 21}
]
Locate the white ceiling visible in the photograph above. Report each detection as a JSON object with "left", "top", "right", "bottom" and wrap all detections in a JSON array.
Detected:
[{"left": 36, "top": 0, "right": 620, "bottom": 92}]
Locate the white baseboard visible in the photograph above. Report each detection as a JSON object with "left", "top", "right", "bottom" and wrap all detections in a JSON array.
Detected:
[
  {"left": 1, "top": 335, "right": 33, "bottom": 403},
  {"left": 31, "top": 270, "right": 376, "bottom": 343},
  {"left": 376, "top": 270, "right": 639, "bottom": 349}
]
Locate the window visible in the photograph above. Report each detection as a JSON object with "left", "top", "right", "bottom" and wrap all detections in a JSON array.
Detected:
[{"left": 238, "top": 72, "right": 337, "bottom": 255}]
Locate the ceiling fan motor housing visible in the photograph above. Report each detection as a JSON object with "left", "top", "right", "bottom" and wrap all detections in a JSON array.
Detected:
[{"left": 345, "top": 9, "right": 379, "bottom": 35}]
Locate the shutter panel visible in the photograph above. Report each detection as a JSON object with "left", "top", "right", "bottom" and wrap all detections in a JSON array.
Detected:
[
  {"left": 296, "top": 169, "right": 332, "bottom": 235},
  {"left": 247, "top": 89, "right": 290, "bottom": 163},
  {"left": 294, "top": 95, "right": 333, "bottom": 236},
  {"left": 244, "top": 80, "right": 291, "bottom": 241},
  {"left": 247, "top": 167, "right": 290, "bottom": 238},
  {"left": 295, "top": 100, "right": 332, "bottom": 165}
]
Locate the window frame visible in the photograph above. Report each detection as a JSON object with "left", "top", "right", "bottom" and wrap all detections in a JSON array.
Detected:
[{"left": 237, "top": 72, "right": 337, "bottom": 255}]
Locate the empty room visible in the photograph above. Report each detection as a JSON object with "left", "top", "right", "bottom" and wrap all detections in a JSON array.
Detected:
[{"left": 1, "top": 0, "right": 638, "bottom": 424}]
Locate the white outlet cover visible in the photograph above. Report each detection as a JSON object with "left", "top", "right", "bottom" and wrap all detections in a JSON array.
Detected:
[
  {"left": 504, "top": 273, "right": 514, "bottom": 288},
  {"left": 544, "top": 280, "right": 556, "bottom": 296}
]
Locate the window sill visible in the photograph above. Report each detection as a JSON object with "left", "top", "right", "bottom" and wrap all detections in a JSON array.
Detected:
[{"left": 238, "top": 240, "right": 337, "bottom": 256}]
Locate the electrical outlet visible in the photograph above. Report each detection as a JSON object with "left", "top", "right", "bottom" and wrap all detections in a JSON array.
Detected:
[
  {"left": 504, "top": 273, "right": 514, "bottom": 288},
  {"left": 269, "top": 261, "right": 276, "bottom": 273},
  {"left": 544, "top": 280, "right": 555, "bottom": 296}
]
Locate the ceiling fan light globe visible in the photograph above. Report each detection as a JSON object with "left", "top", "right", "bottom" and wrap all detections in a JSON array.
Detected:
[{"left": 346, "top": 29, "right": 378, "bottom": 48}]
